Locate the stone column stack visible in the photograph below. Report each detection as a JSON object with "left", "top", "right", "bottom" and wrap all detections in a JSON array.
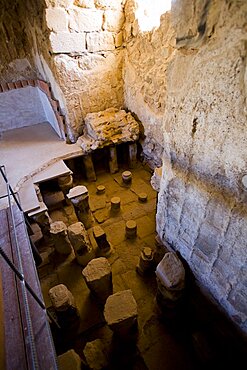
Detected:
[
  {"left": 67, "top": 185, "right": 93, "bottom": 229},
  {"left": 50, "top": 221, "right": 72, "bottom": 255},
  {"left": 68, "top": 222, "right": 94, "bottom": 266}
]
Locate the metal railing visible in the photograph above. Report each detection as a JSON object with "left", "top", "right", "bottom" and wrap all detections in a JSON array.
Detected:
[{"left": 0, "top": 165, "right": 59, "bottom": 370}]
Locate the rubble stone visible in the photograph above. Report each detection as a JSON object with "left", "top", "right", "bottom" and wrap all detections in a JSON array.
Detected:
[
  {"left": 77, "top": 108, "right": 139, "bottom": 152},
  {"left": 82, "top": 257, "right": 112, "bottom": 302}
]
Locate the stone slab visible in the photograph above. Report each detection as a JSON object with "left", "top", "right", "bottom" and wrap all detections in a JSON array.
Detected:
[{"left": 33, "top": 160, "right": 72, "bottom": 184}]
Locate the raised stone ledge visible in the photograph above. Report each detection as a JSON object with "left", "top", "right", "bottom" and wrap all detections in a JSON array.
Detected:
[{"left": 77, "top": 108, "right": 139, "bottom": 152}]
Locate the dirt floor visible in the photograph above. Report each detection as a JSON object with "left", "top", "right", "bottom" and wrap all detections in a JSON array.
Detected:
[{"left": 37, "top": 161, "right": 246, "bottom": 370}]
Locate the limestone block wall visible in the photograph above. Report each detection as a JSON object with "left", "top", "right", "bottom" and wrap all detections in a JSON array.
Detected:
[
  {"left": 124, "top": 0, "right": 247, "bottom": 334},
  {"left": 46, "top": 0, "right": 126, "bottom": 140}
]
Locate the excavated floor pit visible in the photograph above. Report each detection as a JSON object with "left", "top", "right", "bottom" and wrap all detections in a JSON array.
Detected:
[{"left": 35, "top": 155, "right": 246, "bottom": 370}]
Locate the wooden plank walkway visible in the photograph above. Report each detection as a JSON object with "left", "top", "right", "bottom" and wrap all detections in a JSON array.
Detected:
[{"left": 0, "top": 206, "right": 58, "bottom": 370}]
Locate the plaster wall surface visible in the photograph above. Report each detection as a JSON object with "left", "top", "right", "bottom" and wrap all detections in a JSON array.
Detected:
[
  {"left": 0, "top": 87, "right": 47, "bottom": 133},
  {"left": 124, "top": 0, "right": 247, "bottom": 334}
]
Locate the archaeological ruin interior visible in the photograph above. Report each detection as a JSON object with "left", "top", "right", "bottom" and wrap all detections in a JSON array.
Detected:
[{"left": 0, "top": 0, "right": 246, "bottom": 369}]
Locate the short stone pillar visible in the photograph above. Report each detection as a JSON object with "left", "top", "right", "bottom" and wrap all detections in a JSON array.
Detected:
[
  {"left": 97, "top": 185, "right": 105, "bottom": 194},
  {"left": 109, "top": 145, "right": 118, "bottom": 174},
  {"left": 49, "top": 284, "right": 79, "bottom": 328},
  {"left": 138, "top": 192, "right": 148, "bottom": 202},
  {"left": 111, "top": 196, "right": 121, "bottom": 212},
  {"left": 93, "top": 226, "right": 111, "bottom": 256},
  {"left": 83, "top": 339, "right": 108, "bottom": 370},
  {"left": 67, "top": 185, "right": 93, "bottom": 229},
  {"left": 128, "top": 142, "right": 137, "bottom": 168},
  {"left": 68, "top": 222, "right": 94, "bottom": 266},
  {"left": 82, "top": 257, "right": 113, "bottom": 303},
  {"left": 58, "top": 174, "right": 73, "bottom": 194},
  {"left": 122, "top": 170, "right": 132, "bottom": 184},
  {"left": 83, "top": 154, "right": 96, "bottom": 182},
  {"left": 50, "top": 221, "right": 72, "bottom": 255},
  {"left": 136, "top": 247, "right": 154, "bottom": 276},
  {"left": 104, "top": 290, "right": 138, "bottom": 336},
  {"left": 155, "top": 253, "right": 185, "bottom": 316},
  {"left": 125, "top": 220, "right": 137, "bottom": 239}
]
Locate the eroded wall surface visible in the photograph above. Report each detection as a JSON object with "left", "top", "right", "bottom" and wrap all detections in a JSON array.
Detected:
[
  {"left": 46, "top": 0, "right": 125, "bottom": 140},
  {"left": 124, "top": 0, "right": 247, "bottom": 334}
]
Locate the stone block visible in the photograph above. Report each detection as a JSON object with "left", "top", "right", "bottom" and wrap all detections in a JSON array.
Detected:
[
  {"left": 103, "top": 10, "right": 124, "bottom": 32},
  {"left": 87, "top": 32, "right": 115, "bottom": 52},
  {"left": 104, "top": 290, "right": 138, "bottom": 335},
  {"left": 156, "top": 252, "right": 185, "bottom": 295},
  {"left": 82, "top": 257, "right": 112, "bottom": 302},
  {"left": 83, "top": 339, "right": 108, "bottom": 370},
  {"left": 50, "top": 32, "right": 86, "bottom": 53},
  {"left": 58, "top": 349, "right": 81, "bottom": 370},
  {"left": 46, "top": 8, "right": 68, "bottom": 32},
  {"left": 49, "top": 284, "right": 76, "bottom": 312},
  {"left": 68, "top": 8, "right": 103, "bottom": 32}
]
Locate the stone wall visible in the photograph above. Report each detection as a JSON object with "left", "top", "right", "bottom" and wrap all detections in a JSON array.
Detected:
[
  {"left": 123, "top": 1, "right": 175, "bottom": 167},
  {"left": 0, "top": 0, "right": 125, "bottom": 142},
  {"left": 46, "top": 0, "right": 126, "bottom": 140},
  {"left": 124, "top": 0, "right": 247, "bottom": 334}
]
